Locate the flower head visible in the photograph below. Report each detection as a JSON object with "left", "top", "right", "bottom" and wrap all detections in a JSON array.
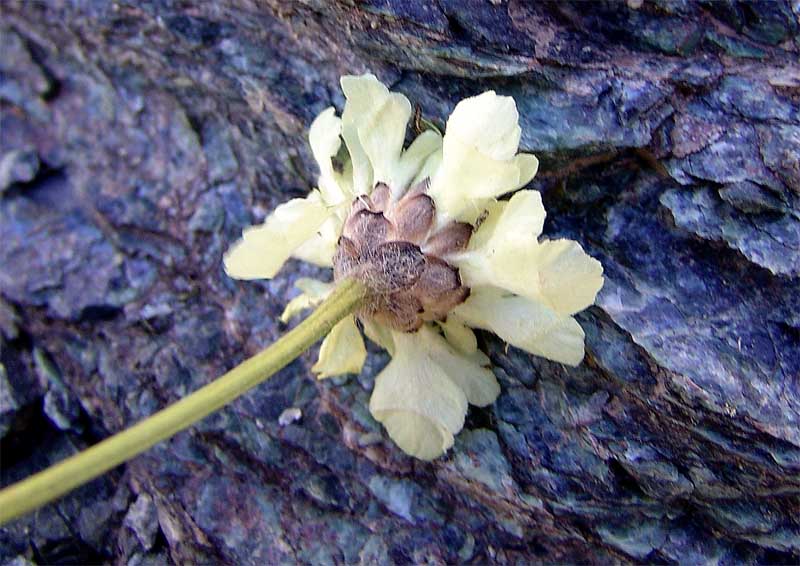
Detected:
[{"left": 224, "top": 75, "right": 603, "bottom": 460}]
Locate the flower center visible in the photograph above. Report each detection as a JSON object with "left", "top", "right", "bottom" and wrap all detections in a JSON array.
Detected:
[{"left": 333, "top": 179, "right": 473, "bottom": 332}]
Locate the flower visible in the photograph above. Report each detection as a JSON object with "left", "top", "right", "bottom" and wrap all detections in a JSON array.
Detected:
[{"left": 224, "top": 74, "right": 603, "bottom": 460}]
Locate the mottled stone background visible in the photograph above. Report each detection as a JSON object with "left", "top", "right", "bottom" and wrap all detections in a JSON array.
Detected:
[{"left": 1, "top": 1, "right": 799, "bottom": 564}]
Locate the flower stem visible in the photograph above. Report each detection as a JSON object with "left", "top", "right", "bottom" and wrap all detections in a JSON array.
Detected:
[{"left": 0, "top": 278, "right": 366, "bottom": 525}]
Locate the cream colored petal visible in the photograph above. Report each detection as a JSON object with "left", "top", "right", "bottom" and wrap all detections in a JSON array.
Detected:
[
  {"left": 513, "top": 153, "right": 540, "bottom": 190},
  {"left": 337, "top": 158, "right": 355, "bottom": 198},
  {"left": 341, "top": 74, "right": 395, "bottom": 195},
  {"left": 476, "top": 189, "right": 545, "bottom": 282},
  {"left": 456, "top": 190, "right": 546, "bottom": 299},
  {"left": 379, "top": 411, "right": 454, "bottom": 461},
  {"left": 357, "top": 92, "right": 412, "bottom": 190},
  {"left": 361, "top": 319, "right": 395, "bottom": 355},
  {"left": 281, "top": 296, "right": 309, "bottom": 323},
  {"left": 439, "top": 316, "right": 477, "bottom": 354},
  {"left": 318, "top": 170, "right": 350, "bottom": 208},
  {"left": 295, "top": 278, "right": 332, "bottom": 296},
  {"left": 309, "top": 108, "right": 351, "bottom": 206},
  {"left": 369, "top": 325, "right": 500, "bottom": 459},
  {"left": 280, "top": 278, "right": 334, "bottom": 323},
  {"left": 457, "top": 247, "right": 535, "bottom": 298},
  {"left": 224, "top": 192, "right": 331, "bottom": 280},
  {"left": 428, "top": 90, "right": 538, "bottom": 222},
  {"left": 486, "top": 189, "right": 546, "bottom": 244},
  {"left": 393, "top": 130, "right": 443, "bottom": 192},
  {"left": 535, "top": 239, "right": 604, "bottom": 316},
  {"left": 411, "top": 148, "right": 442, "bottom": 188},
  {"left": 463, "top": 200, "right": 506, "bottom": 250},
  {"left": 291, "top": 213, "right": 342, "bottom": 267},
  {"left": 460, "top": 205, "right": 603, "bottom": 316},
  {"left": 312, "top": 315, "right": 367, "bottom": 378},
  {"left": 369, "top": 330, "right": 468, "bottom": 458},
  {"left": 420, "top": 326, "right": 499, "bottom": 407},
  {"left": 309, "top": 107, "right": 341, "bottom": 177},
  {"left": 445, "top": 91, "right": 521, "bottom": 161},
  {"left": 454, "top": 286, "right": 585, "bottom": 366},
  {"left": 322, "top": 157, "right": 356, "bottom": 207},
  {"left": 429, "top": 136, "right": 522, "bottom": 223}
]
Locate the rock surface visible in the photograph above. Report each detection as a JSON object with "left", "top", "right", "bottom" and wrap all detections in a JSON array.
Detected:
[{"left": 1, "top": 1, "right": 799, "bottom": 563}]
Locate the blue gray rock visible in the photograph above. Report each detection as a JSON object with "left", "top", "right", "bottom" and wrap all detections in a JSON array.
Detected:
[
  {"left": 1, "top": 1, "right": 798, "bottom": 564},
  {"left": 0, "top": 149, "right": 40, "bottom": 194}
]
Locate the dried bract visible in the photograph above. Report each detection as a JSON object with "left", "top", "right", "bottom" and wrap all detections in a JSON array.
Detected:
[{"left": 333, "top": 179, "right": 471, "bottom": 331}]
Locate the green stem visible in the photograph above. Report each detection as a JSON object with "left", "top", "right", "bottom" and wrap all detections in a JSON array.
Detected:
[{"left": 0, "top": 278, "right": 366, "bottom": 525}]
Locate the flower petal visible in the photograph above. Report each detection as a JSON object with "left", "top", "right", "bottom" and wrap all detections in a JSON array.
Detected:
[
  {"left": 291, "top": 213, "right": 342, "bottom": 268},
  {"left": 420, "top": 325, "right": 499, "bottom": 407},
  {"left": 369, "top": 329, "right": 468, "bottom": 459},
  {"left": 312, "top": 315, "right": 367, "bottom": 378},
  {"left": 280, "top": 278, "right": 334, "bottom": 323},
  {"left": 455, "top": 191, "right": 602, "bottom": 320},
  {"left": 454, "top": 286, "right": 585, "bottom": 366},
  {"left": 309, "top": 107, "right": 343, "bottom": 200},
  {"left": 427, "top": 90, "right": 538, "bottom": 223},
  {"left": 439, "top": 316, "right": 478, "bottom": 354},
  {"left": 482, "top": 189, "right": 546, "bottom": 245},
  {"left": 224, "top": 191, "right": 331, "bottom": 280},
  {"left": 378, "top": 411, "right": 454, "bottom": 461},
  {"left": 341, "top": 74, "right": 440, "bottom": 200},
  {"left": 341, "top": 74, "right": 416, "bottom": 196},
  {"left": 461, "top": 200, "right": 506, "bottom": 250},
  {"left": 392, "top": 129, "right": 442, "bottom": 194},
  {"left": 361, "top": 318, "right": 395, "bottom": 355},
  {"left": 309, "top": 107, "right": 340, "bottom": 163},
  {"left": 535, "top": 239, "right": 604, "bottom": 316},
  {"left": 457, "top": 190, "right": 546, "bottom": 297},
  {"left": 341, "top": 75, "right": 383, "bottom": 195},
  {"left": 356, "top": 92, "right": 412, "bottom": 190},
  {"left": 429, "top": 136, "right": 522, "bottom": 223},
  {"left": 412, "top": 148, "right": 442, "bottom": 188},
  {"left": 514, "top": 153, "right": 540, "bottom": 190},
  {"left": 445, "top": 91, "right": 521, "bottom": 161}
]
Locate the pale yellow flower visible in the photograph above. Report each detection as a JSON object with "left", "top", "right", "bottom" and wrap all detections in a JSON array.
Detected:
[{"left": 224, "top": 74, "right": 603, "bottom": 460}]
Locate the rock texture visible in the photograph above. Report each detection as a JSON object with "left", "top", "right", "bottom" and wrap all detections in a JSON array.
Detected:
[{"left": 1, "top": 1, "right": 799, "bottom": 564}]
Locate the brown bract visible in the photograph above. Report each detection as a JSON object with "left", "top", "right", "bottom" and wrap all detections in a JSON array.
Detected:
[{"left": 333, "top": 179, "right": 472, "bottom": 331}]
